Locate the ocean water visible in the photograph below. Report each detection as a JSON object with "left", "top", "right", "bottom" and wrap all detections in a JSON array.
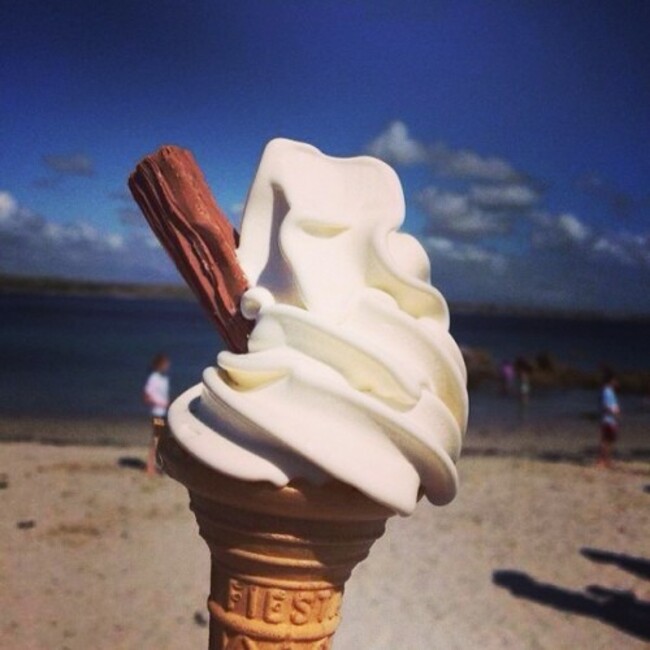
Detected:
[
  {"left": 1, "top": 293, "right": 648, "bottom": 418},
  {"left": 1, "top": 293, "right": 222, "bottom": 418},
  {"left": 451, "top": 313, "right": 649, "bottom": 372}
]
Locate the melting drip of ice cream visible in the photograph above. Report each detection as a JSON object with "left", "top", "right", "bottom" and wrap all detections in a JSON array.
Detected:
[{"left": 168, "top": 138, "right": 468, "bottom": 515}]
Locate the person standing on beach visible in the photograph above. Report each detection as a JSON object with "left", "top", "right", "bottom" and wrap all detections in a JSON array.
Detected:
[
  {"left": 143, "top": 353, "right": 171, "bottom": 476},
  {"left": 597, "top": 369, "right": 620, "bottom": 468}
]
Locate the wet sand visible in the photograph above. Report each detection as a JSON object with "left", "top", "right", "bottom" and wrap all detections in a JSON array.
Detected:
[
  {"left": 1, "top": 430, "right": 649, "bottom": 649},
  {"left": 2, "top": 390, "right": 649, "bottom": 463}
]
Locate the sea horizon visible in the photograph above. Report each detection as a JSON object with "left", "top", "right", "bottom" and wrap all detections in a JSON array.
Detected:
[{"left": 2, "top": 272, "right": 650, "bottom": 323}]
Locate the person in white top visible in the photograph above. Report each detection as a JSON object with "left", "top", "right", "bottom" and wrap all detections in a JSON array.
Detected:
[
  {"left": 143, "top": 353, "right": 171, "bottom": 476},
  {"left": 597, "top": 368, "right": 620, "bottom": 469}
]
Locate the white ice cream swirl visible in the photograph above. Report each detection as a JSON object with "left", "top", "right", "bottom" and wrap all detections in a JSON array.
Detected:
[{"left": 168, "top": 138, "right": 468, "bottom": 515}]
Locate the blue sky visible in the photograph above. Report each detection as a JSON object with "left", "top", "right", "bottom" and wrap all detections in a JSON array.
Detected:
[{"left": 1, "top": 1, "right": 649, "bottom": 313}]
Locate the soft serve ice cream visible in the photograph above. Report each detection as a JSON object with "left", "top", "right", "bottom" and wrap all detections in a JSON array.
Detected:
[{"left": 168, "top": 138, "right": 468, "bottom": 515}]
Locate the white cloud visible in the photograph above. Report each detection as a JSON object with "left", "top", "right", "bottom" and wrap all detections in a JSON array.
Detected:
[
  {"left": 470, "top": 183, "right": 539, "bottom": 210},
  {"left": 365, "top": 121, "right": 427, "bottom": 165},
  {"left": 366, "top": 122, "right": 522, "bottom": 182},
  {"left": 532, "top": 211, "right": 650, "bottom": 272},
  {"left": 559, "top": 214, "right": 591, "bottom": 243},
  {"left": 425, "top": 236, "right": 507, "bottom": 271},
  {"left": 106, "top": 233, "right": 125, "bottom": 250},
  {"left": 143, "top": 232, "right": 162, "bottom": 249},
  {"left": 420, "top": 203, "right": 650, "bottom": 312},
  {"left": 0, "top": 191, "right": 18, "bottom": 221},
  {"left": 428, "top": 143, "right": 519, "bottom": 182},
  {"left": 417, "top": 186, "right": 523, "bottom": 237},
  {"left": 592, "top": 236, "right": 630, "bottom": 265},
  {"left": 363, "top": 124, "right": 650, "bottom": 313},
  {"left": 424, "top": 235, "right": 648, "bottom": 313},
  {"left": 418, "top": 188, "right": 469, "bottom": 220},
  {"left": 592, "top": 232, "right": 650, "bottom": 268},
  {"left": 0, "top": 191, "right": 174, "bottom": 282},
  {"left": 532, "top": 212, "right": 592, "bottom": 249},
  {"left": 367, "top": 123, "right": 540, "bottom": 241}
]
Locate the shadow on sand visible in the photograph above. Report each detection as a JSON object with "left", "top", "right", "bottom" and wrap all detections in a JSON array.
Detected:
[
  {"left": 581, "top": 548, "right": 650, "bottom": 580},
  {"left": 493, "top": 569, "right": 650, "bottom": 641},
  {"left": 117, "top": 456, "right": 146, "bottom": 471}
]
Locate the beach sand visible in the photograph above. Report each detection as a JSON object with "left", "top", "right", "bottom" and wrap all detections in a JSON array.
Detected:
[{"left": 1, "top": 429, "right": 648, "bottom": 650}]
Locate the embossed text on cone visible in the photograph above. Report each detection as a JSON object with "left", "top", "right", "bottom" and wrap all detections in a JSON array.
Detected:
[{"left": 160, "top": 430, "right": 393, "bottom": 649}]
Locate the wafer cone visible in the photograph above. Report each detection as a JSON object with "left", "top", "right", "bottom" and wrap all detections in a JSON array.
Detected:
[{"left": 159, "top": 429, "right": 394, "bottom": 649}]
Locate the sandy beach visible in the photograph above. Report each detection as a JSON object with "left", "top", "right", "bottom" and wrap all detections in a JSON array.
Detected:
[{"left": 2, "top": 418, "right": 649, "bottom": 650}]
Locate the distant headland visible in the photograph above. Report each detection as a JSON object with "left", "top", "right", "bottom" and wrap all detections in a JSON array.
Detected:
[
  {"left": 1, "top": 273, "right": 648, "bottom": 322},
  {"left": 0, "top": 273, "right": 192, "bottom": 301}
]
